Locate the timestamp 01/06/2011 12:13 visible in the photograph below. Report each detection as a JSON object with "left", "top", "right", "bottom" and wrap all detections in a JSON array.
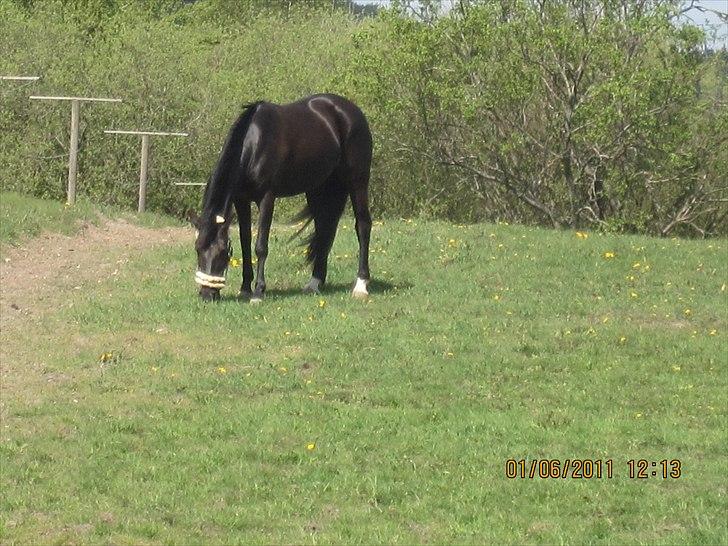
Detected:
[{"left": 505, "top": 459, "right": 682, "bottom": 479}]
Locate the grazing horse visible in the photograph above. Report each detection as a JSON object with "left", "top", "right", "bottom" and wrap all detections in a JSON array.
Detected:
[{"left": 191, "top": 94, "right": 373, "bottom": 302}]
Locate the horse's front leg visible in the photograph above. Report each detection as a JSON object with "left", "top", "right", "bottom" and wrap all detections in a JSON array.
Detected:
[
  {"left": 251, "top": 191, "right": 275, "bottom": 303},
  {"left": 234, "top": 198, "right": 254, "bottom": 300}
]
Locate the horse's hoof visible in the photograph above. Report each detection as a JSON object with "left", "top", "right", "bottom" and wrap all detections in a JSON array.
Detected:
[
  {"left": 302, "top": 278, "right": 322, "bottom": 295},
  {"left": 352, "top": 277, "right": 369, "bottom": 299},
  {"left": 250, "top": 297, "right": 263, "bottom": 304},
  {"left": 238, "top": 290, "right": 252, "bottom": 301}
]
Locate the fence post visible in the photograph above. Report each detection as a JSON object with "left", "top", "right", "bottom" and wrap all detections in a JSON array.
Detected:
[
  {"left": 138, "top": 134, "right": 150, "bottom": 213},
  {"left": 29, "top": 95, "right": 122, "bottom": 205},
  {"left": 68, "top": 99, "right": 80, "bottom": 205},
  {"left": 104, "top": 130, "right": 188, "bottom": 212}
]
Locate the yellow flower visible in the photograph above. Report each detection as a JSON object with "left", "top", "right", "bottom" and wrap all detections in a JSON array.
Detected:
[
  {"left": 575, "top": 231, "right": 588, "bottom": 239},
  {"left": 216, "top": 366, "right": 227, "bottom": 375},
  {"left": 619, "top": 336, "right": 627, "bottom": 344},
  {"left": 603, "top": 251, "right": 615, "bottom": 259},
  {"left": 672, "top": 365, "right": 681, "bottom": 372},
  {"left": 493, "top": 294, "right": 500, "bottom": 301},
  {"left": 229, "top": 257, "right": 241, "bottom": 268},
  {"left": 306, "top": 442, "right": 316, "bottom": 451},
  {"left": 318, "top": 299, "right": 326, "bottom": 308},
  {"left": 709, "top": 329, "right": 717, "bottom": 336},
  {"left": 630, "top": 292, "right": 638, "bottom": 299},
  {"left": 684, "top": 309, "right": 692, "bottom": 316},
  {"left": 632, "top": 262, "right": 641, "bottom": 269}
]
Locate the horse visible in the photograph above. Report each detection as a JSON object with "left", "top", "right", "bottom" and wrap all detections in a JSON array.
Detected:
[{"left": 190, "top": 94, "right": 373, "bottom": 303}]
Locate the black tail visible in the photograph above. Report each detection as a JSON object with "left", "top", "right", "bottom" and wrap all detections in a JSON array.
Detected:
[
  {"left": 202, "top": 102, "right": 263, "bottom": 216},
  {"left": 289, "top": 180, "right": 348, "bottom": 265}
]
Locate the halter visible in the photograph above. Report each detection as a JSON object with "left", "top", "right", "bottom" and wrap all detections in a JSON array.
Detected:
[{"left": 195, "top": 238, "right": 232, "bottom": 289}]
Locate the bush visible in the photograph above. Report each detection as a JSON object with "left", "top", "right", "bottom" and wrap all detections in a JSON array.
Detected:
[{"left": 1, "top": 0, "right": 725, "bottom": 235}]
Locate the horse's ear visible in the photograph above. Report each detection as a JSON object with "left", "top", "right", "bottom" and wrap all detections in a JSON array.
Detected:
[{"left": 185, "top": 209, "right": 201, "bottom": 229}]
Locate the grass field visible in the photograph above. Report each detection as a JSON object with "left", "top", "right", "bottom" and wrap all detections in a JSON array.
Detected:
[{"left": 1, "top": 193, "right": 726, "bottom": 544}]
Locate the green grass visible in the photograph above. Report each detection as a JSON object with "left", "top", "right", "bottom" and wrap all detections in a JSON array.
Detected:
[
  {"left": 0, "top": 191, "right": 183, "bottom": 251},
  {"left": 0, "top": 191, "right": 99, "bottom": 247},
  {"left": 1, "top": 201, "right": 726, "bottom": 544}
]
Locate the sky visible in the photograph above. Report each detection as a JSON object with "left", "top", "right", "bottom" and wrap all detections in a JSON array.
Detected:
[{"left": 355, "top": 0, "right": 728, "bottom": 48}]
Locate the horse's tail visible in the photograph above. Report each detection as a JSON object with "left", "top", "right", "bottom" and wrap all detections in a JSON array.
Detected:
[
  {"left": 288, "top": 180, "right": 348, "bottom": 265},
  {"left": 204, "top": 102, "right": 263, "bottom": 212}
]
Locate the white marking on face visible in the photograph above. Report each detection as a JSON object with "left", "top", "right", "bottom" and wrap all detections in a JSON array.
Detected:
[{"left": 215, "top": 215, "right": 225, "bottom": 224}]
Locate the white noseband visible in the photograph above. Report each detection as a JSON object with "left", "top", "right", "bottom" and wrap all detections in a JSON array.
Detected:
[{"left": 195, "top": 270, "right": 226, "bottom": 289}]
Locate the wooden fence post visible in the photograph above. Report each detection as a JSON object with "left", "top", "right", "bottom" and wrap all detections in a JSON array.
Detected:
[
  {"left": 104, "top": 130, "right": 188, "bottom": 212},
  {"left": 29, "top": 95, "right": 122, "bottom": 205}
]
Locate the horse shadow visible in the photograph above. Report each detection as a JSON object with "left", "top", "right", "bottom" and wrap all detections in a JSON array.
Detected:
[{"left": 217, "top": 278, "right": 407, "bottom": 302}]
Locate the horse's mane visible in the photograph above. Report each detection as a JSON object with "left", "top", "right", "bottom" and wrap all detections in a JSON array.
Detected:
[{"left": 201, "top": 101, "right": 263, "bottom": 218}]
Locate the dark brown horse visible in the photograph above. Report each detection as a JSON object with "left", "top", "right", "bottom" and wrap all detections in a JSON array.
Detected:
[{"left": 191, "top": 94, "right": 373, "bottom": 302}]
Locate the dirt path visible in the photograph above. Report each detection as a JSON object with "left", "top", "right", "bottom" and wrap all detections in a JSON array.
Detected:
[
  {"left": 0, "top": 218, "right": 191, "bottom": 332},
  {"left": 0, "top": 219, "right": 192, "bottom": 420}
]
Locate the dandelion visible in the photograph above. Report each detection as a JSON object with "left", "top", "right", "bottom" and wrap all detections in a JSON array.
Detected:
[
  {"left": 630, "top": 292, "right": 638, "bottom": 299},
  {"left": 575, "top": 231, "right": 588, "bottom": 239},
  {"left": 306, "top": 443, "right": 316, "bottom": 451},
  {"left": 229, "top": 257, "right": 241, "bottom": 268},
  {"left": 632, "top": 262, "right": 641, "bottom": 269},
  {"left": 279, "top": 367, "right": 288, "bottom": 373},
  {"left": 216, "top": 366, "right": 227, "bottom": 375},
  {"left": 603, "top": 251, "right": 615, "bottom": 259},
  {"left": 619, "top": 336, "right": 627, "bottom": 344},
  {"left": 493, "top": 294, "right": 500, "bottom": 301},
  {"left": 684, "top": 309, "right": 692, "bottom": 316},
  {"left": 672, "top": 365, "right": 681, "bottom": 372},
  {"left": 99, "top": 352, "right": 114, "bottom": 363},
  {"left": 709, "top": 329, "right": 717, "bottom": 336},
  {"left": 635, "top": 413, "right": 643, "bottom": 418},
  {"left": 318, "top": 299, "right": 326, "bottom": 308}
]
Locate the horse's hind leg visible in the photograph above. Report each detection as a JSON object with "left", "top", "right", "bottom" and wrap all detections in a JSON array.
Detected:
[
  {"left": 302, "top": 178, "right": 348, "bottom": 294},
  {"left": 350, "top": 182, "right": 372, "bottom": 298}
]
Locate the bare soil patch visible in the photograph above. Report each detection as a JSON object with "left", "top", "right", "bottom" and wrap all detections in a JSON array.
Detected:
[{"left": 1, "top": 218, "right": 190, "bottom": 331}]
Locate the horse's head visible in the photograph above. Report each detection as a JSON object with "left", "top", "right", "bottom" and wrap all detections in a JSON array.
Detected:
[{"left": 190, "top": 212, "right": 232, "bottom": 301}]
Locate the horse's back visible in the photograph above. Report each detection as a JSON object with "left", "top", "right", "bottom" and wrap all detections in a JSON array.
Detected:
[{"left": 244, "top": 94, "right": 371, "bottom": 196}]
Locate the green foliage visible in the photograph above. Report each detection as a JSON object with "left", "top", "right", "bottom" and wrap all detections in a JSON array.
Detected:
[
  {"left": 0, "top": 0, "right": 725, "bottom": 235},
  {"left": 347, "top": 1, "right": 728, "bottom": 235},
  {"left": 0, "top": 1, "right": 358, "bottom": 219}
]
